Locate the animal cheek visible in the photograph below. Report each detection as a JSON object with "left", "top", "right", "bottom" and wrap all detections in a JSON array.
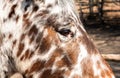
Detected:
[
  {"left": 44, "top": 27, "right": 60, "bottom": 45},
  {"left": 39, "top": 37, "right": 52, "bottom": 54},
  {"left": 38, "top": 27, "right": 60, "bottom": 54},
  {"left": 59, "top": 41, "right": 80, "bottom": 64}
]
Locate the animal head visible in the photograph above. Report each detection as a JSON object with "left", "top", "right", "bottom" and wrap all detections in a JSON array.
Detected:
[{"left": 0, "top": 0, "right": 115, "bottom": 78}]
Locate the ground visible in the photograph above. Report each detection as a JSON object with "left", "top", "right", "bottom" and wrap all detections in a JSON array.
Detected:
[{"left": 84, "top": 20, "right": 120, "bottom": 78}]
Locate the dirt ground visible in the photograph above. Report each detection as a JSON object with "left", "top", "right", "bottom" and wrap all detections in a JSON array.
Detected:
[
  {"left": 84, "top": 20, "right": 120, "bottom": 78},
  {"left": 86, "top": 23, "right": 120, "bottom": 54}
]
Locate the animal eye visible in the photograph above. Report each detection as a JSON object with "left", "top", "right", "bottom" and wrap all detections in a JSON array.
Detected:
[{"left": 57, "top": 28, "right": 72, "bottom": 37}]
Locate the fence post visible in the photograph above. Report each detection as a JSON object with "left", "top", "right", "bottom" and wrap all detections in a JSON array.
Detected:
[{"left": 89, "top": 0, "right": 94, "bottom": 15}]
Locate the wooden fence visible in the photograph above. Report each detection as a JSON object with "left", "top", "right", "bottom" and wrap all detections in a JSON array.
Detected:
[{"left": 75, "top": 0, "right": 120, "bottom": 25}]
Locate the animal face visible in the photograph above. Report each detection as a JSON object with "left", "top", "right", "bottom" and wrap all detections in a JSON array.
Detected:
[{"left": 0, "top": 0, "right": 115, "bottom": 78}]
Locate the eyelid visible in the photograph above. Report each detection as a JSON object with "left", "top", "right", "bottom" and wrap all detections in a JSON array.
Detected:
[{"left": 56, "top": 25, "right": 71, "bottom": 31}]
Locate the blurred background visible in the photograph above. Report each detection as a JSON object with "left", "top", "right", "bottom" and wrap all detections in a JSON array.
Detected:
[{"left": 74, "top": 0, "right": 120, "bottom": 78}]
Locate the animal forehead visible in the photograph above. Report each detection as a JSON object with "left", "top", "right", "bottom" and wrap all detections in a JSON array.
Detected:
[
  {"left": 20, "top": 0, "right": 76, "bottom": 19},
  {"left": 39, "top": 0, "right": 77, "bottom": 27},
  {"left": 2, "top": 0, "right": 78, "bottom": 30}
]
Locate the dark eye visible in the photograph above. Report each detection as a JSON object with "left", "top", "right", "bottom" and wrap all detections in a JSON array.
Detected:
[{"left": 57, "top": 28, "right": 72, "bottom": 36}]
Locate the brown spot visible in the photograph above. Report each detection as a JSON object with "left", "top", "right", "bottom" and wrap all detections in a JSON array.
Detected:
[
  {"left": 34, "top": 10, "right": 49, "bottom": 18},
  {"left": 55, "top": 0, "right": 58, "bottom": 5},
  {"left": 34, "top": 13, "right": 43, "bottom": 18},
  {"left": 13, "top": 40, "right": 17, "bottom": 45},
  {"left": 94, "top": 70, "right": 111, "bottom": 78},
  {"left": 23, "top": 18, "right": 32, "bottom": 29},
  {"left": 27, "top": 75, "right": 33, "bottom": 78},
  {"left": 56, "top": 59, "right": 66, "bottom": 68},
  {"left": 47, "top": 4, "right": 52, "bottom": 8},
  {"left": 0, "top": 34, "right": 3, "bottom": 46},
  {"left": 26, "top": 60, "right": 45, "bottom": 74},
  {"left": 28, "top": 25, "right": 38, "bottom": 36},
  {"left": 9, "top": 0, "right": 13, "bottom": 2},
  {"left": 96, "top": 56, "right": 114, "bottom": 76},
  {"left": 8, "top": 4, "right": 17, "bottom": 18},
  {"left": 28, "top": 51, "right": 34, "bottom": 59},
  {"left": 64, "top": 70, "right": 71, "bottom": 77},
  {"left": 39, "top": 37, "right": 51, "bottom": 54},
  {"left": 63, "top": 55, "right": 72, "bottom": 67},
  {"left": 35, "top": 33, "right": 43, "bottom": 43},
  {"left": 47, "top": 15, "right": 57, "bottom": 26},
  {"left": 9, "top": 34, "right": 12, "bottom": 38},
  {"left": 3, "top": 19, "right": 7, "bottom": 22},
  {"left": 40, "top": 69, "right": 52, "bottom": 78},
  {"left": 23, "top": 13, "right": 28, "bottom": 18},
  {"left": 12, "top": 40, "right": 17, "bottom": 48},
  {"left": 16, "top": 15, "right": 19, "bottom": 22},
  {"left": 29, "top": 36, "right": 34, "bottom": 44},
  {"left": 81, "top": 57, "right": 94, "bottom": 78},
  {"left": 101, "top": 69, "right": 113, "bottom": 78},
  {"left": 42, "top": 10, "right": 49, "bottom": 14},
  {"left": 101, "top": 70, "right": 106, "bottom": 78},
  {"left": 33, "top": 5, "right": 39, "bottom": 12},
  {"left": 17, "top": 43, "right": 24, "bottom": 57},
  {"left": 38, "top": 27, "right": 57, "bottom": 54},
  {"left": 40, "top": 69, "right": 64, "bottom": 78},
  {"left": 45, "top": 49, "right": 62, "bottom": 67},
  {"left": 20, "top": 34, "right": 25, "bottom": 41},
  {"left": 55, "top": 54, "right": 73, "bottom": 69},
  {"left": 20, "top": 55, "right": 24, "bottom": 61},
  {"left": 67, "top": 50, "right": 78, "bottom": 65},
  {"left": 20, "top": 49, "right": 34, "bottom": 61},
  {"left": 96, "top": 60, "right": 101, "bottom": 68},
  {"left": 44, "top": 57, "right": 55, "bottom": 67},
  {"left": 62, "top": 42, "right": 79, "bottom": 65}
]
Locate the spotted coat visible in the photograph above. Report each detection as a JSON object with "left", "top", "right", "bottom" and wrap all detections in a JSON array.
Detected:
[{"left": 0, "top": 0, "right": 115, "bottom": 78}]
